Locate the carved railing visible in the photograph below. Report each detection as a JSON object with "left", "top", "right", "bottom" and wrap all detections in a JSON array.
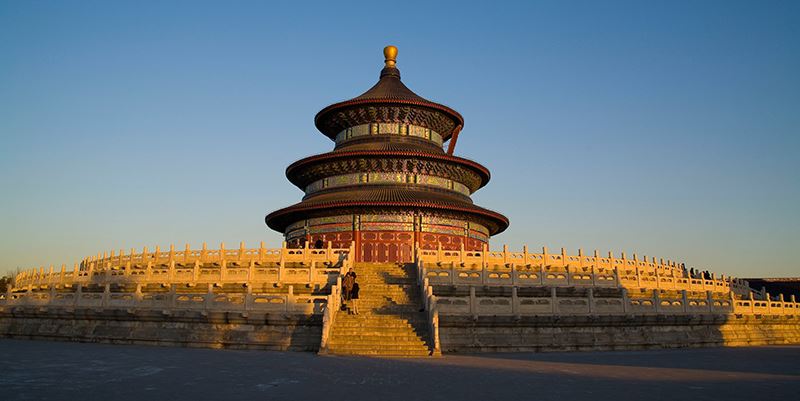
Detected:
[
  {"left": 3, "top": 242, "right": 355, "bottom": 315},
  {"left": 418, "top": 245, "right": 751, "bottom": 296},
  {"left": 0, "top": 285, "right": 330, "bottom": 314},
  {"left": 319, "top": 275, "right": 342, "bottom": 353},
  {"left": 433, "top": 288, "right": 800, "bottom": 317},
  {"left": 12, "top": 242, "right": 353, "bottom": 290},
  {"left": 415, "top": 248, "right": 441, "bottom": 356}
]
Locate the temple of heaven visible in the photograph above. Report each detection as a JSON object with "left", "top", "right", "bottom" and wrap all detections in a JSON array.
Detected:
[{"left": 265, "top": 46, "right": 508, "bottom": 262}]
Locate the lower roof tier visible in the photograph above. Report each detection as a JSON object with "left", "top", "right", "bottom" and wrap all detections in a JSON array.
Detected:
[{"left": 265, "top": 190, "right": 509, "bottom": 236}]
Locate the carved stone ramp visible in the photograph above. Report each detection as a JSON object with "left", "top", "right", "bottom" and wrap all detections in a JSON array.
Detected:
[{"left": 324, "top": 263, "right": 434, "bottom": 357}]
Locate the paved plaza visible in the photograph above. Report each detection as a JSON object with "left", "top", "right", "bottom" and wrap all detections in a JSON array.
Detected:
[{"left": 1, "top": 339, "right": 798, "bottom": 401}]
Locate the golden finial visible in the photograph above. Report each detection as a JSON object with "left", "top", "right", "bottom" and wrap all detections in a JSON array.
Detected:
[{"left": 384, "top": 45, "right": 398, "bottom": 68}]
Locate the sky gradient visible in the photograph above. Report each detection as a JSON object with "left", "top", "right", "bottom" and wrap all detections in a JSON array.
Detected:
[{"left": 1, "top": 1, "right": 798, "bottom": 278}]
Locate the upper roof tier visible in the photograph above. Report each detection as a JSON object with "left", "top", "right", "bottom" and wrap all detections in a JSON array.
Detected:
[{"left": 314, "top": 46, "right": 464, "bottom": 141}]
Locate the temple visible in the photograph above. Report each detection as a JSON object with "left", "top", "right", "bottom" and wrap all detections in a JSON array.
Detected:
[
  {"left": 265, "top": 46, "right": 508, "bottom": 262},
  {"left": 3, "top": 46, "right": 800, "bottom": 356}
]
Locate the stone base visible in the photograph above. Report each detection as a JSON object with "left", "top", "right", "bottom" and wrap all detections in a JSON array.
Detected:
[
  {"left": 0, "top": 307, "right": 322, "bottom": 351},
  {"left": 438, "top": 314, "right": 800, "bottom": 353}
]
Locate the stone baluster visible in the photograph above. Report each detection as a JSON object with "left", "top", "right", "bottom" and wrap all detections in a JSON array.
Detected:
[
  {"left": 193, "top": 260, "right": 200, "bottom": 282},
  {"left": 259, "top": 241, "right": 266, "bottom": 262},
  {"left": 326, "top": 241, "right": 332, "bottom": 261},
  {"left": 220, "top": 242, "right": 227, "bottom": 282},
  {"left": 469, "top": 286, "right": 477, "bottom": 316},
  {"left": 511, "top": 286, "right": 519, "bottom": 316}
]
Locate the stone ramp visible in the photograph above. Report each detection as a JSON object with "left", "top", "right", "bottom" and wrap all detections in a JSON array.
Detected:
[{"left": 323, "top": 263, "right": 434, "bottom": 357}]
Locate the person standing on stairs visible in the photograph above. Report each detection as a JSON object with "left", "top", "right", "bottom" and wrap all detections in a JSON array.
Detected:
[
  {"left": 342, "top": 268, "right": 356, "bottom": 313},
  {"left": 350, "top": 281, "right": 360, "bottom": 315}
]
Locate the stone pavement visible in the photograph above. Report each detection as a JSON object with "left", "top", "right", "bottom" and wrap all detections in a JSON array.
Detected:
[{"left": 1, "top": 339, "right": 798, "bottom": 401}]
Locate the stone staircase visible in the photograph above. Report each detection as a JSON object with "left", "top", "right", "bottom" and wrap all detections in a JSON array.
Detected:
[{"left": 323, "top": 262, "right": 435, "bottom": 357}]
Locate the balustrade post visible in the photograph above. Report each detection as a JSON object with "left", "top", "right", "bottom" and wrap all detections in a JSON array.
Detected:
[
  {"left": 219, "top": 242, "right": 226, "bottom": 281},
  {"left": 59, "top": 264, "right": 66, "bottom": 286},
  {"left": 125, "top": 261, "right": 131, "bottom": 276},
  {"left": 102, "top": 283, "right": 110, "bottom": 307},
  {"left": 193, "top": 260, "right": 200, "bottom": 282},
  {"left": 520, "top": 245, "right": 528, "bottom": 266},
  {"left": 287, "top": 285, "right": 294, "bottom": 313},
  {"left": 168, "top": 260, "right": 175, "bottom": 281},
  {"left": 511, "top": 263, "right": 517, "bottom": 286},
  {"left": 239, "top": 241, "right": 246, "bottom": 261},
  {"left": 326, "top": 241, "right": 332, "bottom": 260},
  {"left": 154, "top": 246, "right": 160, "bottom": 265},
  {"left": 245, "top": 282, "right": 253, "bottom": 312},
  {"left": 201, "top": 242, "right": 208, "bottom": 263},
  {"left": 469, "top": 286, "right": 477, "bottom": 316},
  {"left": 259, "top": 241, "right": 266, "bottom": 262},
  {"left": 503, "top": 244, "right": 508, "bottom": 265},
  {"left": 459, "top": 242, "right": 465, "bottom": 265},
  {"left": 303, "top": 241, "right": 310, "bottom": 265},
  {"left": 309, "top": 261, "right": 315, "bottom": 284},
  {"left": 511, "top": 286, "right": 519, "bottom": 316},
  {"left": 766, "top": 292, "right": 772, "bottom": 314},
  {"left": 205, "top": 283, "right": 214, "bottom": 310},
  {"left": 279, "top": 242, "right": 286, "bottom": 270},
  {"left": 146, "top": 261, "right": 153, "bottom": 282},
  {"left": 184, "top": 243, "right": 191, "bottom": 264},
  {"left": 621, "top": 288, "right": 629, "bottom": 313},
  {"left": 542, "top": 246, "right": 548, "bottom": 269},
  {"left": 682, "top": 290, "right": 688, "bottom": 313},
  {"left": 560, "top": 247, "right": 566, "bottom": 268},
  {"left": 653, "top": 289, "right": 660, "bottom": 314}
]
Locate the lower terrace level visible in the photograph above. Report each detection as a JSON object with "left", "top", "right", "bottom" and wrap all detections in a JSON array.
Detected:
[{"left": 1, "top": 339, "right": 798, "bottom": 401}]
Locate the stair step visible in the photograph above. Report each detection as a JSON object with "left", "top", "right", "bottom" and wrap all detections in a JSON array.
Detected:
[
  {"left": 329, "top": 338, "right": 427, "bottom": 346},
  {"left": 327, "top": 345, "right": 431, "bottom": 353}
]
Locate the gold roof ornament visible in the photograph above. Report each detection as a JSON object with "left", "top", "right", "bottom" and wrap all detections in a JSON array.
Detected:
[{"left": 384, "top": 45, "right": 398, "bottom": 68}]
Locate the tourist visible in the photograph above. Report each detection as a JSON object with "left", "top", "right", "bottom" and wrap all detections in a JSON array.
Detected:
[
  {"left": 342, "top": 268, "right": 356, "bottom": 312},
  {"left": 350, "top": 281, "right": 360, "bottom": 315}
]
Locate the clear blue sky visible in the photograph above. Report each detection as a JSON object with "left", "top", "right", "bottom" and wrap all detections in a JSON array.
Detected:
[{"left": 1, "top": 0, "right": 798, "bottom": 278}]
